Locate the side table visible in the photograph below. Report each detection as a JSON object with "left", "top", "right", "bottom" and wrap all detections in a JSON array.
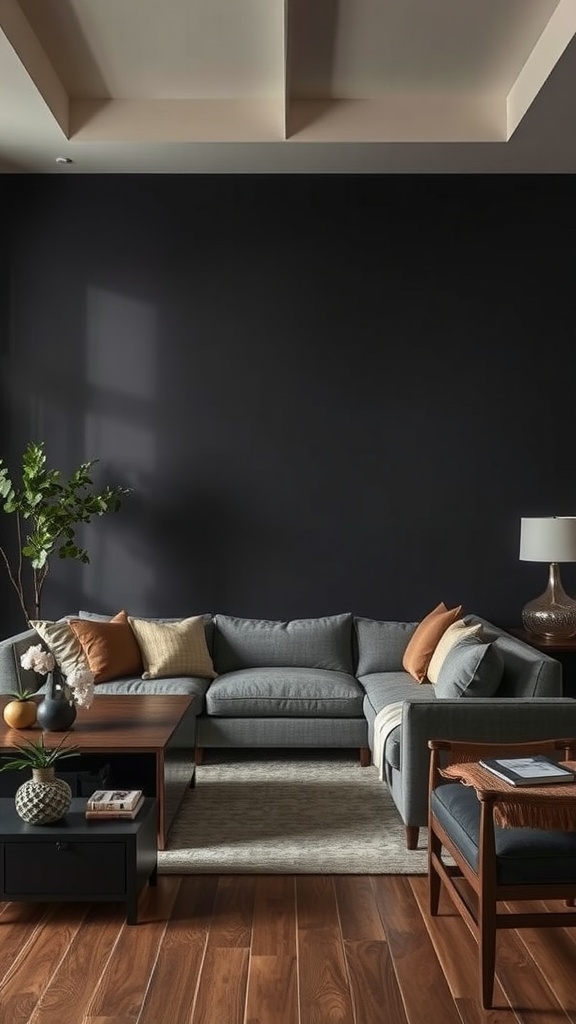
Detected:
[
  {"left": 507, "top": 628, "right": 576, "bottom": 698},
  {"left": 0, "top": 797, "right": 157, "bottom": 924}
]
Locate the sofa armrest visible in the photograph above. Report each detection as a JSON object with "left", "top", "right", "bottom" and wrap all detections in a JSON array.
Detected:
[
  {"left": 397, "top": 697, "right": 576, "bottom": 828},
  {"left": 0, "top": 628, "right": 42, "bottom": 694}
]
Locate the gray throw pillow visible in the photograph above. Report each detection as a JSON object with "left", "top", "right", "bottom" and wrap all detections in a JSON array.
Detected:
[
  {"left": 213, "top": 613, "right": 353, "bottom": 674},
  {"left": 354, "top": 618, "right": 418, "bottom": 675},
  {"left": 435, "top": 636, "right": 504, "bottom": 698}
]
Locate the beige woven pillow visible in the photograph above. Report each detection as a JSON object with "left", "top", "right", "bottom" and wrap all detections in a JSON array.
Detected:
[
  {"left": 426, "top": 619, "right": 483, "bottom": 684},
  {"left": 30, "top": 619, "right": 89, "bottom": 678},
  {"left": 128, "top": 615, "right": 217, "bottom": 680}
]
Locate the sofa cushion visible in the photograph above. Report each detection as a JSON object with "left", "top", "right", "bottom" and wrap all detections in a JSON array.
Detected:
[
  {"left": 30, "top": 618, "right": 89, "bottom": 678},
  {"left": 427, "top": 619, "right": 483, "bottom": 684},
  {"left": 213, "top": 614, "right": 354, "bottom": 674},
  {"left": 354, "top": 618, "right": 418, "bottom": 675},
  {"left": 68, "top": 610, "right": 144, "bottom": 684},
  {"left": 128, "top": 615, "right": 217, "bottom": 679},
  {"left": 359, "top": 671, "right": 433, "bottom": 720},
  {"left": 435, "top": 636, "right": 504, "bottom": 698},
  {"left": 402, "top": 602, "right": 463, "bottom": 683},
  {"left": 205, "top": 667, "right": 364, "bottom": 717},
  {"left": 94, "top": 675, "right": 211, "bottom": 705}
]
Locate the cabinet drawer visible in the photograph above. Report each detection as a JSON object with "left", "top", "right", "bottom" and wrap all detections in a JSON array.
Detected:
[{"left": 4, "top": 842, "right": 126, "bottom": 895}]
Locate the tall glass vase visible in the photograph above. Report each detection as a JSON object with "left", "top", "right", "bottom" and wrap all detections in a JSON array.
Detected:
[{"left": 36, "top": 669, "right": 77, "bottom": 732}]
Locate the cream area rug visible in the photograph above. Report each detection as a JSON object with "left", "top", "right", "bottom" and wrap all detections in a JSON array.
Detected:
[{"left": 158, "top": 749, "right": 429, "bottom": 875}]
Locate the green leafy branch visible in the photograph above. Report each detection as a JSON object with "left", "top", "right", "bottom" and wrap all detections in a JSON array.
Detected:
[{"left": 0, "top": 441, "right": 130, "bottom": 624}]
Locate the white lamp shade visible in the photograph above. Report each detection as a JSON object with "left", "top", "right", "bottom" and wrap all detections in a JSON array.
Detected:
[{"left": 519, "top": 517, "right": 576, "bottom": 562}]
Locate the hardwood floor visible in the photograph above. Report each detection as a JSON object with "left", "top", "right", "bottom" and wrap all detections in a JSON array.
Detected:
[{"left": 1, "top": 874, "right": 576, "bottom": 1023}]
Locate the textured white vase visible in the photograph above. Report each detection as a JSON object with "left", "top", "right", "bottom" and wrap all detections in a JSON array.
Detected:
[{"left": 15, "top": 767, "right": 72, "bottom": 824}]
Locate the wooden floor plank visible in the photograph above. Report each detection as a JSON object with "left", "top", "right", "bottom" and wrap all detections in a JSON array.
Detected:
[
  {"left": 492, "top": 929, "right": 572, "bottom": 1021},
  {"left": 0, "top": 903, "right": 58, "bottom": 985},
  {"left": 344, "top": 939, "right": 408, "bottom": 1024},
  {"left": 191, "top": 947, "right": 249, "bottom": 1024},
  {"left": 296, "top": 876, "right": 339, "bottom": 930},
  {"left": 137, "top": 875, "right": 218, "bottom": 1024},
  {"left": 372, "top": 875, "right": 463, "bottom": 1024},
  {"left": 505, "top": 901, "right": 576, "bottom": 1022},
  {"left": 84, "top": 1018, "right": 136, "bottom": 1024},
  {"left": 298, "top": 927, "right": 355, "bottom": 1024},
  {"left": 409, "top": 876, "right": 515, "bottom": 1022},
  {"left": 27, "top": 906, "right": 126, "bottom": 1024},
  {"left": 251, "top": 876, "right": 296, "bottom": 957},
  {"left": 334, "top": 877, "right": 386, "bottom": 941},
  {"left": 206, "top": 876, "right": 256, "bottom": 949},
  {"left": 0, "top": 904, "right": 88, "bottom": 1024},
  {"left": 244, "top": 954, "right": 298, "bottom": 1024},
  {"left": 87, "top": 877, "right": 182, "bottom": 1020}
]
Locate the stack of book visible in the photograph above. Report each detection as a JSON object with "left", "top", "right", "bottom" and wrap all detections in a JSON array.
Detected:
[{"left": 85, "top": 789, "right": 144, "bottom": 819}]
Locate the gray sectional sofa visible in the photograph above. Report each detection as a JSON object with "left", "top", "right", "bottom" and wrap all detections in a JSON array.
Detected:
[{"left": 2, "top": 610, "right": 575, "bottom": 849}]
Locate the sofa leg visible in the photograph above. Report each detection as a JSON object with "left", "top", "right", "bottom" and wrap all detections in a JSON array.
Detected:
[
  {"left": 194, "top": 747, "right": 204, "bottom": 766},
  {"left": 405, "top": 825, "right": 419, "bottom": 850},
  {"left": 359, "top": 747, "right": 371, "bottom": 767}
]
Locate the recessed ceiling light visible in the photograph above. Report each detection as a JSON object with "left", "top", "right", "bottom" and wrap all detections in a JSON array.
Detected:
[{"left": 55, "top": 156, "right": 74, "bottom": 165}]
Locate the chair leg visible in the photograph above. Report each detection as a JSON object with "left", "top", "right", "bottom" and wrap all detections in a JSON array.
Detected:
[
  {"left": 428, "top": 830, "right": 442, "bottom": 915},
  {"left": 405, "top": 825, "right": 419, "bottom": 850},
  {"left": 477, "top": 913, "right": 496, "bottom": 1007},
  {"left": 359, "top": 746, "right": 371, "bottom": 767},
  {"left": 194, "top": 746, "right": 204, "bottom": 766}
]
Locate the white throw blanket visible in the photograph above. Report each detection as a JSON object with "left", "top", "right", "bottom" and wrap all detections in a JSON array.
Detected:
[{"left": 372, "top": 701, "right": 403, "bottom": 780}]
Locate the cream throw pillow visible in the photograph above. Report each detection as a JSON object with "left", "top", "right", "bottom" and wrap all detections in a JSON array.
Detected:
[
  {"left": 427, "top": 619, "right": 483, "bottom": 684},
  {"left": 30, "top": 619, "right": 89, "bottom": 678},
  {"left": 128, "top": 615, "right": 217, "bottom": 680}
]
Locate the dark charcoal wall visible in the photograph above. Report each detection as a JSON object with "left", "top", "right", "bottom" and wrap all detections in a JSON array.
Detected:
[{"left": 1, "top": 174, "right": 575, "bottom": 637}]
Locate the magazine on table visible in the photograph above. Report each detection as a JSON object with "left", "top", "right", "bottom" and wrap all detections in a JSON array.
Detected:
[
  {"left": 479, "top": 755, "right": 576, "bottom": 787},
  {"left": 85, "top": 794, "right": 145, "bottom": 820},
  {"left": 86, "top": 789, "right": 143, "bottom": 811}
]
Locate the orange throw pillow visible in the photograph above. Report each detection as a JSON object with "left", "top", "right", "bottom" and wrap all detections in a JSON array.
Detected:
[
  {"left": 402, "top": 602, "right": 463, "bottom": 683},
  {"left": 68, "top": 610, "right": 143, "bottom": 683}
]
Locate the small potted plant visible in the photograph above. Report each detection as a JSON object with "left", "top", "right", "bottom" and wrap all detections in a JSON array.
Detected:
[
  {"left": 0, "top": 734, "right": 79, "bottom": 824},
  {"left": 2, "top": 686, "right": 37, "bottom": 730}
]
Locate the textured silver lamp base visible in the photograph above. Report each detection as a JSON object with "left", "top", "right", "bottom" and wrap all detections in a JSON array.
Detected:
[{"left": 522, "top": 562, "right": 576, "bottom": 639}]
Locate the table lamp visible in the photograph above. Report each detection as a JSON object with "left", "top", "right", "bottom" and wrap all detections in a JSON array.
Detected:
[{"left": 519, "top": 516, "right": 576, "bottom": 638}]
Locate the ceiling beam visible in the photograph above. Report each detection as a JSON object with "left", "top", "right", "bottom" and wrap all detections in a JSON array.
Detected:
[{"left": 507, "top": 0, "right": 576, "bottom": 138}]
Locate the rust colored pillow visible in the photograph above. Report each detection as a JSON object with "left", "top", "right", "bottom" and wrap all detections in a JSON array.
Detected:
[
  {"left": 68, "top": 609, "right": 143, "bottom": 683},
  {"left": 402, "top": 602, "right": 463, "bottom": 683}
]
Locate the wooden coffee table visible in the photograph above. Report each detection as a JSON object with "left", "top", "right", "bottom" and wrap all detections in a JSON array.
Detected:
[{"left": 0, "top": 694, "right": 195, "bottom": 850}]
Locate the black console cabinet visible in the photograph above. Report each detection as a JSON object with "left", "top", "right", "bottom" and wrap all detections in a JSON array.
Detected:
[{"left": 0, "top": 797, "right": 157, "bottom": 924}]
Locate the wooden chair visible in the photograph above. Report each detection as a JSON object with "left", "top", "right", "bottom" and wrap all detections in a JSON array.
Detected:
[{"left": 427, "top": 737, "right": 576, "bottom": 1009}]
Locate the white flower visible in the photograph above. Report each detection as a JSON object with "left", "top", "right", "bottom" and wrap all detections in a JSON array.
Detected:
[
  {"left": 20, "top": 644, "right": 55, "bottom": 674},
  {"left": 66, "top": 666, "right": 95, "bottom": 709}
]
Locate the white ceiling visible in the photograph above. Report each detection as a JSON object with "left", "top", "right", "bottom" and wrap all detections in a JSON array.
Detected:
[{"left": 1, "top": 0, "right": 576, "bottom": 174}]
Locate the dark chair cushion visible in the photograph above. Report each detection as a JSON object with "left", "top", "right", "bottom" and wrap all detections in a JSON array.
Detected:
[{"left": 431, "top": 783, "right": 576, "bottom": 884}]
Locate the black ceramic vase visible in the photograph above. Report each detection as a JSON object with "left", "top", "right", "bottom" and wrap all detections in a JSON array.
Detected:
[{"left": 36, "top": 670, "right": 77, "bottom": 732}]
